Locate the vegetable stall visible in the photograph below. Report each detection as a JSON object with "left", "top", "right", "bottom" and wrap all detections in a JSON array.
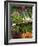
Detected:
[{"left": 10, "top": 5, "right": 32, "bottom": 38}]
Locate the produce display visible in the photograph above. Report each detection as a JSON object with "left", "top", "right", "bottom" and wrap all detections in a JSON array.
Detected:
[{"left": 10, "top": 5, "right": 32, "bottom": 38}]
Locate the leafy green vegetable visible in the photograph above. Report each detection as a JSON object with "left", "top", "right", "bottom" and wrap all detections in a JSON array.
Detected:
[{"left": 10, "top": 6, "right": 32, "bottom": 33}]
